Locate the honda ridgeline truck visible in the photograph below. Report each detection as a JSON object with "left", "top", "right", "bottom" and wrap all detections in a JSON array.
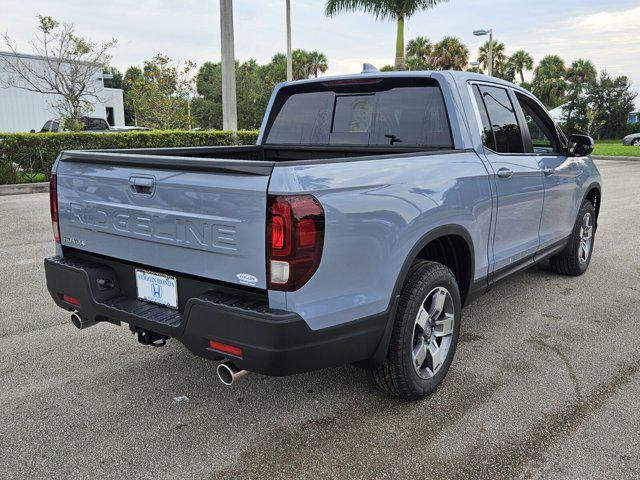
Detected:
[{"left": 45, "top": 70, "right": 601, "bottom": 399}]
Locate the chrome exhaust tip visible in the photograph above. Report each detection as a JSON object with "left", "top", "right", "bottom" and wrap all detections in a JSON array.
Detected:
[
  {"left": 70, "top": 312, "right": 97, "bottom": 330},
  {"left": 217, "top": 361, "right": 248, "bottom": 386}
]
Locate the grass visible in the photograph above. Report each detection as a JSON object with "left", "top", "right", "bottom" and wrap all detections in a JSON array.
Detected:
[
  {"left": 593, "top": 140, "right": 640, "bottom": 157},
  {"left": 17, "top": 172, "right": 46, "bottom": 183}
]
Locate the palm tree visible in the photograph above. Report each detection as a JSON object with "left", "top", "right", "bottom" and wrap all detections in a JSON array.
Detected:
[
  {"left": 531, "top": 55, "right": 567, "bottom": 108},
  {"left": 510, "top": 50, "right": 533, "bottom": 84},
  {"left": 478, "top": 40, "right": 507, "bottom": 74},
  {"left": 565, "top": 59, "right": 596, "bottom": 86},
  {"left": 431, "top": 36, "right": 469, "bottom": 70},
  {"left": 307, "top": 51, "right": 329, "bottom": 77},
  {"left": 325, "top": 0, "right": 449, "bottom": 70},
  {"left": 406, "top": 36, "right": 432, "bottom": 70}
]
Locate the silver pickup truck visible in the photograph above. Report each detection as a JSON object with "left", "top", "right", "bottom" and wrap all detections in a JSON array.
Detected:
[{"left": 45, "top": 71, "right": 601, "bottom": 399}]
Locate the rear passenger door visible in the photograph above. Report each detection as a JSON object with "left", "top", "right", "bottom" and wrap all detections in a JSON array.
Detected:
[{"left": 471, "top": 84, "right": 545, "bottom": 281}]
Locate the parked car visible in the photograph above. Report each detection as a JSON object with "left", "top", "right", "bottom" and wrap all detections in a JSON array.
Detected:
[
  {"left": 39, "top": 117, "right": 111, "bottom": 133},
  {"left": 109, "top": 126, "right": 152, "bottom": 132},
  {"left": 44, "top": 71, "right": 601, "bottom": 399},
  {"left": 622, "top": 133, "right": 640, "bottom": 146}
]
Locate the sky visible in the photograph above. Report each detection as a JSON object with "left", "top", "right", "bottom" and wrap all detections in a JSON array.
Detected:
[{"left": 1, "top": 0, "right": 638, "bottom": 107}]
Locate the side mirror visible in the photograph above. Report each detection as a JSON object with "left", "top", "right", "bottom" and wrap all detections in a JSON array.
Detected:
[{"left": 568, "top": 134, "right": 594, "bottom": 157}]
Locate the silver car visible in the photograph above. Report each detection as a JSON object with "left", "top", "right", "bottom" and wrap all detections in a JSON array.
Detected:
[{"left": 623, "top": 133, "right": 640, "bottom": 146}]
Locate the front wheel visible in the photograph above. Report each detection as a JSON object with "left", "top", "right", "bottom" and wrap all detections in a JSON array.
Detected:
[
  {"left": 632, "top": 138, "right": 640, "bottom": 146},
  {"left": 549, "top": 200, "right": 596, "bottom": 276},
  {"left": 369, "top": 261, "right": 461, "bottom": 400}
]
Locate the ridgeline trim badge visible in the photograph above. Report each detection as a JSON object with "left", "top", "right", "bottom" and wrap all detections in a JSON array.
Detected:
[{"left": 63, "top": 236, "right": 86, "bottom": 247}]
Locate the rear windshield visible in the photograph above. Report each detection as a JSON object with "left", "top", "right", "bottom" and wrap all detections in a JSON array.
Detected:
[{"left": 265, "top": 78, "right": 452, "bottom": 148}]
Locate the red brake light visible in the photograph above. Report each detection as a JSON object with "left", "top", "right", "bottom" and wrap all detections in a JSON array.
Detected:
[
  {"left": 267, "top": 195, "right": 324, "bottom": 291},
  {"left": 50, "top": 174, "right": 60, "bottom": 244}
]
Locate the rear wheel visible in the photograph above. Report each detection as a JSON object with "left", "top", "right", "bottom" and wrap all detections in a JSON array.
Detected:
[
  {"left": 632, "top": 138, "right": 640, "bottom": 146},
  {"left": 549, "top": 200, "right": 596, "bottom": 276},
  {"left": 369, "top": 261, "right": 461, "bottom": 400}
]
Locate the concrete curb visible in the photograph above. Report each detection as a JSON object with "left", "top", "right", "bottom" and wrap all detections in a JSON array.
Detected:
[
  {"left": 593, "top": 155, "right": 639, "bottom": 162},
  {"left": 0, "top": 182, "right": 49, "bottom": 196}
]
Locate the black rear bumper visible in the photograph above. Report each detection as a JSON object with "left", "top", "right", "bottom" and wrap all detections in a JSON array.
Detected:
[{"left": 44, "top": 253, "right": 387, "bottom": 376}]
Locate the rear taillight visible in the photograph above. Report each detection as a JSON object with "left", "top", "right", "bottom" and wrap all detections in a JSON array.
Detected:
[
  {"left": 267, "top": 195, "right": 324, "bottom": 291},
  {"left": 49, "top": 174, "right": 60, "bottom": 244}
]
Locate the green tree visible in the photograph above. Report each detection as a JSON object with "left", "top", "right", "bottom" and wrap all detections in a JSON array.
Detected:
[
  {"left": 509, "top": 50, "right": 533, "bottom": 84},
  {"left": 406, "top": 36, "right": 432, "bottom": 70},
  {"left": 126, "top": 54, "right": 196, "bottom": 130},
  {"left": 531, "top": 55, "right": 567, "bottom": 108},
  {"left": 586, "top": 71, "right": 636, "bottom": 139},
  {"left": 325, "top": 0, "right": 449, "bottom": 70},
  {"left": 562, "top": 59, "right": 597, "bottom": 131},
  {"left": 430, "top": 36, "right": 469, "bottom": 70}
]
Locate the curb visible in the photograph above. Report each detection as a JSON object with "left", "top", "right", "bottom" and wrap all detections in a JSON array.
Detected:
[
  {"left": 593, "top": 155, "right": 639, "bottom": 162},
  {"left": 0, "top": 182, "right": 49, "bottom": 196}
]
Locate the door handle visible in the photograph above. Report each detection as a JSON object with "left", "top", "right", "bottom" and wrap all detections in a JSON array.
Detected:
[
  {"left": 543, "top": 168, "right": 556, "bottom": 176},
  {"left": 129, "top": 175, "right": 156, "bottom": 196},
  {"left": 496, "top": 168, "right": 513, "bottom": 179}
]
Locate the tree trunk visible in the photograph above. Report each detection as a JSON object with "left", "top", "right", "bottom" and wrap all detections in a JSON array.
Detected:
[
  {"left": 394, "top": 15, "right": 405, "bottom": 71},
  {"left": 519, "top": 70, "right": 525, "bottom": 84}
]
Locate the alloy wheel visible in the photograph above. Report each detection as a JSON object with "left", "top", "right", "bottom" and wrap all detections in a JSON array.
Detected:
[
  {"left": 578, "top": 212, "right": 593, "bottom": 264},
  {"left": 412, "top": 286, "right": 455, "bottom": 379}
]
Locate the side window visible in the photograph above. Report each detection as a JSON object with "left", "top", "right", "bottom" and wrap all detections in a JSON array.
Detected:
[
  {"left": 516, "top": 94, "right": 559, "bottom": 154},
  {"left": 41, "top": 120, "right": 52, "bottom": 132},
  {"left": 472, "top": 85, "right": 496, "bottom": 151},
  {"left": 51, "top": 121, "right": 60, "bottom": 132},
  {"left": 478, "top": 85, "right": 524, "bottom": 154}
]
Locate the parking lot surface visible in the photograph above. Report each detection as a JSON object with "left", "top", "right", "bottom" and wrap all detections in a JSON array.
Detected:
[{"left": 1, "top": 160, "right": 639, "bottom": 479}]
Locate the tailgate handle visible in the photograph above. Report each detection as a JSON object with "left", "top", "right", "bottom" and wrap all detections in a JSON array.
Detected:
[{"left": 129, "top": 175, "right": 155, "bottom": 196}]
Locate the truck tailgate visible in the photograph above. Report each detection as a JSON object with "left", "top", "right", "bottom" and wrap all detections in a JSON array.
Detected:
[{"left": 55, "top": 152, "right": 273, "bottom": 289}]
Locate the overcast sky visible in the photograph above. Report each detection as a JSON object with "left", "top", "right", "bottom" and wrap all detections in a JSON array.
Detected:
[{"left": 1, "top": 0, "right": 638, "bottom": 107}]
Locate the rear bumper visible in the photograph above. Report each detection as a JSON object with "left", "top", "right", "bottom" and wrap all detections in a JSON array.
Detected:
[{"left": 44, "top": 254, "right": 387, "bottom": 376}]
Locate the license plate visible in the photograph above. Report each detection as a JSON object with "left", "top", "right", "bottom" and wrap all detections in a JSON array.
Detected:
[{"left": 135, "top": 269, "right": 178, "bottom": 309}]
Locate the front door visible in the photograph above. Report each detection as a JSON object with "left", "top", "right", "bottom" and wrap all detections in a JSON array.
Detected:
[
  {"left": 514, "top": 92, "right": 581, "bottom": 250},
  {"left": 471, "top": 84, "right": 545, "bottom": 280}
]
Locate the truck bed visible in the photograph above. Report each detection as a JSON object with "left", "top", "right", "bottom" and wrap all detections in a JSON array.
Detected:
[{"left": 62, "top": 144, "right": 445, "bottom": 170}]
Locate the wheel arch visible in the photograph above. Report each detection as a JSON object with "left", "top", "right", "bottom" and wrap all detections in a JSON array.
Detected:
[
  {"left": 582, "top": 182, "right": 602, "bottom": 230},
  {"left": 364, "top": 224, "right": 476, "bottom": 366}
]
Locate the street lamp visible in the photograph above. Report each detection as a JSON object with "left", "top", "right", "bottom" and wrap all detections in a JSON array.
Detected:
[{"left": 473, "top": 28, "right": 493, "bottom": 77}]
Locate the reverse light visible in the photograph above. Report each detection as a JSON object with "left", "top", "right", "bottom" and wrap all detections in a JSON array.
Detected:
[
  {"left": 267, "top": 194, "right": 324, "bottom": 291},
  {"left": 49, "top": 174, "right": 60, "bottom": 244},
  {"left": 209, "top": 340, "right": 243, "bottom": 357}
]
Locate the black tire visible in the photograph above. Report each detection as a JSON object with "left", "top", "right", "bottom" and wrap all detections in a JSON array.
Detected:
[
  {"left": 632, "top": 138, "right": 640, "bottom": 146},
  {"left": 369, "top": 261, "right": 461, "bottom": 400},
  {"left": 549, "top": 200, "right": 596, "bottom": 276}
]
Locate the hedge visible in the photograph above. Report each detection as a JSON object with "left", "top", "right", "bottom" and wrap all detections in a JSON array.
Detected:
[{"left": 0, "top": 130, "right": 260, "bottom": 184}]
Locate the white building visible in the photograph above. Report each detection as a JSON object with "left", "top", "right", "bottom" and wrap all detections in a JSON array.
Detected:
[{"left": 0, "top": 51, "right": 125, "bottom": 133}]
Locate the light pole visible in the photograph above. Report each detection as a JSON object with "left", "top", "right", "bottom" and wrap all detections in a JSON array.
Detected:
[
  {"left": 473, "top": 28, "right": 493, "bottom": 76},
  {"left": 286, "top": 0, "right": 293, "bottom": 81},
  {"left": 220, "top": 0, "right": 238, "bottom": 131}
]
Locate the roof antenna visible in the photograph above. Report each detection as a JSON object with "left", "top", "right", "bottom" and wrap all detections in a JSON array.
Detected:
[{"left": 362, "top": 63, "right": 380, "bottom": 74}]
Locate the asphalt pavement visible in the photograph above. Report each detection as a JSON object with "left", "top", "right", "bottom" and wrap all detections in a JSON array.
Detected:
[{"left": 1, "top": 160, "right": 639, "bottom": 479}]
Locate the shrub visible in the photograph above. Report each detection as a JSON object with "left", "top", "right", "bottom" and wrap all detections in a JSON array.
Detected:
[{"left": 0, "top": 130, "right": 259, "bottom": 184}]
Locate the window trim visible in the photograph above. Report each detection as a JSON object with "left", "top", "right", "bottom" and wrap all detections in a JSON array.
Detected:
[{"left": 468, "top": 81, "right": 527, "bottom": 156}]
